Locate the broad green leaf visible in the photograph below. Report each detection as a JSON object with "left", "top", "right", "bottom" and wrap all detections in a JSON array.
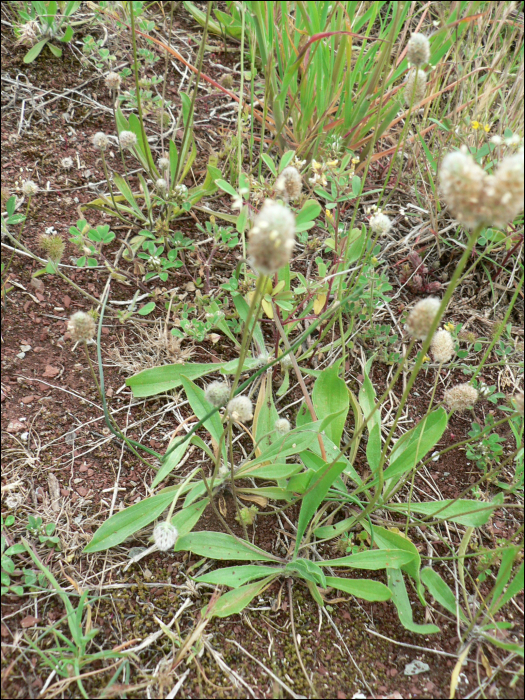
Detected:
[
  {"left": 261, "top": 153, "right": 277, "bottom": 176},
  {"left": 175, "top": 531, "right": 277, "bottom": 561},
  {"left": 490, "top": 548, "right": 522, "bottom": 615},
  {"left": 321, "top": 549, "right": 415, "bottom": 570},
  {"left": 252, "top": 373, "right": 279, "bottom": 456},
  {"left": 284, "top": 558, "right": 326, "bottom": 588},
  {"left": 47, "top": 43, "right": 62, "bottom": 57},
  {"left": 300, "top": 432, "right": 361, "bottom": 486},
  {"left": 387, "top": 496, "right": 501, "bottom": 527},
  {"left": 312, "top": 361, "right": 349, "bottom": 446},
  {"left": 358, "top": 355, "right": 381, "bottom": 472},
  {"left": 196, "top": 565, "right": 281, "bottom": 588},
  {"left": 387, "top": 568, "right": 440, "bottom": 635},
  {"left": 325, "top": 576, "right": 392, "bottom": 602},
  {"left": 137, "top": 301, "right": 155, "bottom": 316},
  {"left": 153, "top": 434, "right": 191, "bottom": 488},
  {"left": 246, "top": 463, "right": 303, "bottom": 479},
  {"left": 295, "top": 199, "right": 322, "bottom": 227},
  {"left": 83, "top": 489, "right": 176, "bottom": 553},
  {"left": 180, "top": 377, "right": 225, "bottom": 459},
  {"left": 171, "top": 499, "right": 208, "bottom": 538},
  {"left": 126, "top": 362, "right": 226, "bottom": 397},
  {"left": 345, "top": 227, "right": 366, "bottom": 264},
  {"left": 206, "top": 575, "right": 276, "bottom": 618},
  {"left": 299, "top": 451, "right": 347, "bottom": 493},
  {"left": 421, "top": 567, "right": 468, "bottom": 622},
  {"left": 215, "top": 179, "right": 238, "bottom": 197},
  {"left": 112, "top": 173, "right": 147, "bottom": 221},
  {"left": 24, "top": 39, "right": 48, "bottom": 63},
  {"left": 238, "top": 423, "right": 322, "bottom": 473}
]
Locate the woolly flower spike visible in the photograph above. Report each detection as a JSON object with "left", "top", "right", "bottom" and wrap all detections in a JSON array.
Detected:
[
  {"left": 119, "top": 130, "right": 137, "bottom": 149},
  {"left": 204, "top": 381, "right": 230, "bottom": 408},
  {"left": 67, "top": 311, "right": 96, "bottom": 343},
  {"left": 514, "top": 392, "right": 524, "bottom": 415},
  {"left": 430, "top": 329, "right": 454, "bottom": 363},
  {"left": 153, "top": 522, "right": 178, "bottom": 552},
  {"left": 406, "top": 297, "right": 441, "bottom": 340},
  {"left": 275, "top": 166, "right": 302, "bottom": 201},
  {"left": 22, "top": 180, "right": 38, "bottom": 197},
  {"left": 369, "top": 211, "right": 392, "bottom": 235},
  {"left": 443, "top": 383, "right": 479, "bottom": 412},
  {"left": 227, "top": 396, "right": 253, "bottom": 423},
  {"left": 247, "top": 200, "right": 296, "bottom": 276},
  {"left": 439, "top": 149, "right": 488, "bottom": 229},
  {"left": 156, "top": 178, "right": 168, "bottom": 193},
  {"left": 406, "top": 33, "right": 430, "bottom": 67},
  {"left": 485, "top": 150, "right": 524, "bottom": 228},
  {"left": 61, "top": 156, "right": 74, "bottom": 170},
  {"left": 39, "top": 234, "right": 65, "bottom": 263},
  {"left": 92, "top": 132, "right": 109, "bottom": 151},
  {"left": 158, "top": 157, "right": 170, "bottom": 171},
  {"left": 275, "top": 418, "right": 291, "bottom": 435},
  {"left": 404, "top": 68, "right": 427, "bottom": 105},
  {"left": 105, "top": 72, "right": 121, "bottom": 91},
  {"left": 280, "top": 352, "right": 294, "bottom": 370}
]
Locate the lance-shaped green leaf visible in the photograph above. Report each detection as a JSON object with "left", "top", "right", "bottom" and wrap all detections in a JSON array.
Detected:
[
  {"left": 358, "top": 355, "right": 381, "bottom": 473},
  {"left": 420, "top": 567, "right": 468, "bottom": 622},
  {"left": 112, "top": 173, "right": 147, "bottom": 221},
  {"left": 387, "top": 568, "right": 440, "bottom": 635},
  {"left": 195, "top": 565, "right": 282, "bottom": 588},
  {"left": 312, "top": 360, "right": 349, "bottom": 447},
  {"left": 387, "top": 495, "right": 502, "bottom": 527},
  {"left": 205, "top": 575, "right": 276, "bottom": 618},
  {"left": 171, "top": 499, "right": 209, "bottom": 538},
  {"left": 325, "top": 576, "right": 392, "bottom": 602},
  {"left": 175, "top": 531, "right": 279, "bottom": 562},
  {"left": 320, "top": 549, "right": 415, "bottom": 570},
  {"left": 180, "top": 377, "right": 226, "bottom": 462},
  {"left": 284, "top": 558, "right": 326, "bottom": 588},
  {"left": 126, "top": 362, "right": 226, "bottom": 397}
]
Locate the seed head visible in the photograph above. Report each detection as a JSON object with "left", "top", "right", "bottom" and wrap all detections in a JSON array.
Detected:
[
  {"left": 158, "top": 157, "right": 170, "bottom": 171},
  {"left": 275, "top": 418, "right": 291, "bottom": 435},
  {"left": 219, "top": 73, "right": 234, "bottom": 90},
  {"left": 153, "top": 522, "right": 178, "bottom": 551},
  {"left": 247, "top": 200, "right": 296, "bottom": 275},
  {"left": 406, "top": 33, "right": 430, "bottom": 67},
  {"left": 204, "top": 381, "right": 230, "bottom": 408},
  {"left": 484, "top": 150, "right": 524, "bottom": 228},
  {"left": 60, "top": 156, "right": 74, "bottom": 170},
  {"left": 255, "top": 350, "right": 270, "bottom": 368},
  {"left": 156, "top": 178, "right": 168, "bottom": 192},
  {"left": 22, "top": 180, "right": 38, "bottom": 197},
  {"left": 92, "top": 132, "right": 109, "bottom": 151},
  {"left": 430, "top": 329, "right": 455, "bottom": 363},
  {"left": 67, "top": 311, "right": 96, "bottom": 343},
  {"left": 275, "top": 166, "right": 302, "bottom": 201},
  {"left": 514, "top": 392, "right": 524, "bottom": 415},
  {"left": 39, "top": 233, "right": 65, "bottom": 262},
  {"left": 119, "top": 130, "right": 137, "bottom": 149},
  {"left": 15, "top": 20, "right": 40, "bottom": 46},
  {"left": 227, "top": 396, "right": 253, "bottom": 423},
  {"left": 406, "top": 297, "right": 441, "bottom": 340},
  {"left": 443, "top": 383, "right": 479, "bottom": 412},
  {"left": 280, "top": 352, "right": 294, "bottom": 370},
  {"left": 404, "top": 68, "right": 427, "bottom": 105},
  {"left": 369, "top": 211, "right": 392, "bottom": 235},
  {"left": 105, "top": 71, "right": 121, "bottom": 91}
]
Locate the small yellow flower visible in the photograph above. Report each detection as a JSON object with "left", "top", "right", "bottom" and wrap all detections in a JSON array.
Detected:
[
  {"left": 444, "top": 322, "right": 455, "bottom": 332},
  {"left": 327, "top": 159, "right": 339, "bottom": 167},
  {"left": 371, "top": 256, "right": 378, "bottom": 265},
  {"left": 351, "top": 157, "right": 360, "bottom": 164},
  {"left": 422, "top": 355, "right": 430, "bottom": 363},
  {"left": 326, "top": 208, "right": 334, "bottom": 222},
  {"left": 484, "top": 124, "right": 491, "bottom": 133},
  {"left": 471, "top": 120, "right": 480, "bottom": 130}
]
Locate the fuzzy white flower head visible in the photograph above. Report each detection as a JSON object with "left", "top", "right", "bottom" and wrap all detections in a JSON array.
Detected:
[
  {"left": 92, "top": 132, "right": 109, "bottom": 151},
  {"left": 158, "top": 157, "right": 170, "bottom": 170},
  {"left": 406, "top": 297, "right": 441, "bottom": 340},
  {"left": 153, "top": 522, "right": 178, "bottom": 551},
  {"left": 275, "top": 166, "right": 302, "bottom": 201},
  {"left": 22, "top": 180, "right": 39, "bottom": 197},
  {"left": 443, "top": 383, "right": 479, "bottom": 412},
  {"left": 407, "top": 33, "right": 430, "bottom": 67},
  {"left": 404, "top": 68, "right": 427, "bottom": 105},
  {"left": 67, "top": 311, "right": 96, "bottom": 343},
  {"left": 105, "top": 72, "right": 121, "bottom": 91},
  {"left": 60, "top": 156, "right": 74, "bottom": 170},
  {"left": 430, "top": 329, "right": 454, "bottom": 363},
  {"left": 156, "top": 178, "right": 168, "bottom": 192},
  {"left": 280, "top": 352, "right": 294, "bottom": 370},
  {"left": 255, "top": 350, "right": 270, "bottom": 368},
  {"left": 275, "top": 418, "right": 291, "bottom": 435},
  {"left": 227, "top": 396, "right": 253, "bottom": 423},
  {"left": 248, "top": 200, "right": 296, "bottom": 275},
  {"left": 369, "top": 211, "right": 392, "bottom": 235},
  {"left": 439, "top": 148, "right": 489, "bottom": 229},
  {"left": 204, "top": 381, "right": 230, "bottom": 408},
  {"left": 484, "top": 150, "right": 524, "bottom": 228},
  {"left": 119, "top": 130, "right": 137, "bottom": 149}
]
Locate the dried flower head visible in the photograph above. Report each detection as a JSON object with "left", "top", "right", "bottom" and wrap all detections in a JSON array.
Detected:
[
  {"left": 255, "top": 350, "right": 270, "bottom": 368},
  {"left": 92, "top": 132, "right": 109, "bottom": 151},
  {"left": 205, "top": 381, "right": 230, "bottom": 408},
  {"left": 22, "top": 180, "right": 38, "bottom": 197},
  {"left": 443, "top": 383, "right": 479, "bottom": 412},
  {"left": 156, "top": 178, "right": 168, "bottom": 192},
  {"left": 406, "top": 33, "right": 430, "bottom": 67},
  {"left": 158, "top": 157, "right": 170, "bottom": 171},
  {"left": 60, "top": 156, "right": 74, "bottom": 170},
  {"left": 369, "top": 211, "right": 392, "bottom": 235},
  {"left": 247, "top": 200, "right": 296, "bottom": 275},
  {"left": 219, "top": 73, "right": 234, "bottom": 90},
  {"left": 227, "top": 396, "right": 253, "bottom": 423},
  {"left": 153, "top": 522, "right": 178, "bottom": 551},
  {"left": 119, "top": 130, "right": 137, "bottom": 149},
  {"left": 430, "top": 329, "right": 455, "bottom": 363},
  {"left": 67, "top": 311, "right": 96, "bottom": 343},
  {"left": 484, "top": 150, "right": 524, "bottom": 228},
  {"left": 105, "top": 71, "right": 121, "bottom": 91},
  {"left": 404, "top": 68, "right": 427, "bottom": 105},
  {"left": 172, "top": 184, "right": 188, "bottom": 204},
  {"left": 15, "top": 20, "right": 41, "bottom": 46},
  {"left": 275, "top": 418, "right": 291, "bottom": 435},
  {"left": 406, "top": 297, "right": 441, "bottom": 340},
  {"left": 39, "top": 233, "right": 65, "bottom": 262},
  {"left": 514, "top": 392, "right": 524, "bottom": 415},
  {"left": 275, "top": 166, "right": 302, "bottom": 201},
  {"left": 280, "top": 352, "right": 294, "bottom": 370}
]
